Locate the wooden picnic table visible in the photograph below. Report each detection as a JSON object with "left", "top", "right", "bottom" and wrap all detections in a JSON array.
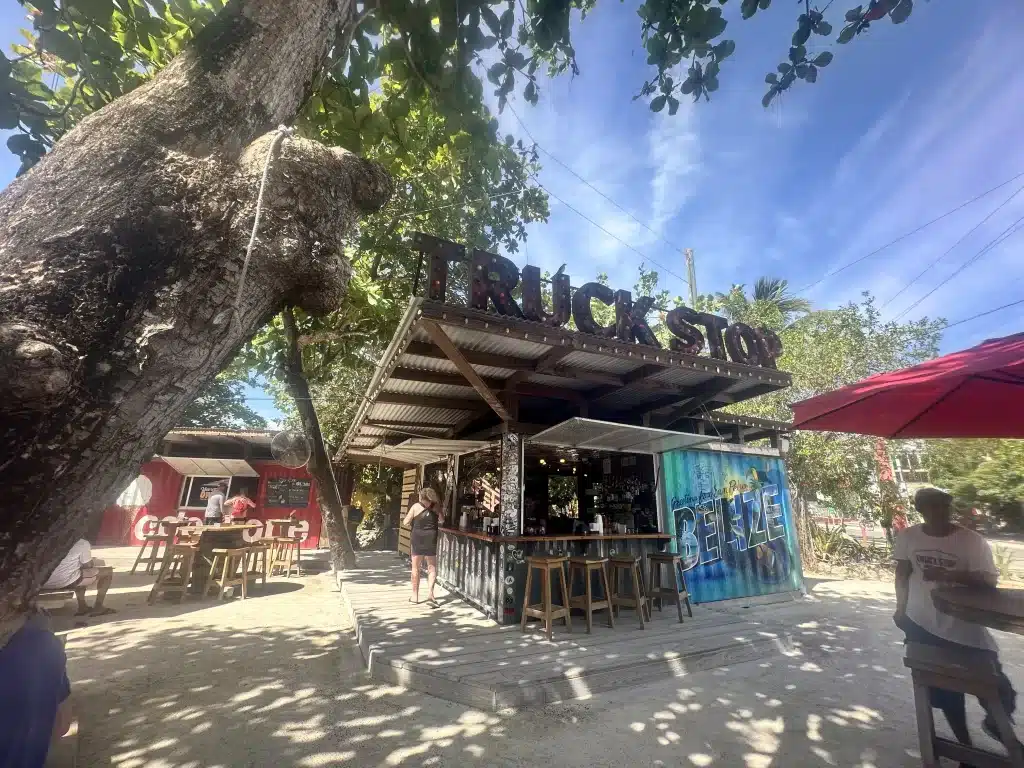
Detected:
[{"left": 933, "top": 585, "right": 1024, "bottom": 635}]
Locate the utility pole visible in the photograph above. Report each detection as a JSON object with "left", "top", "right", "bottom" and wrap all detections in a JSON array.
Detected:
[{"left": 684, "top": 248, "right": 698, "bottom": 307}]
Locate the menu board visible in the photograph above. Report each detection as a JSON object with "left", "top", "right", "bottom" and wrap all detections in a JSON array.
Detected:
[{"left": 265, "top": 478, "right": 312, "bottom": 508}]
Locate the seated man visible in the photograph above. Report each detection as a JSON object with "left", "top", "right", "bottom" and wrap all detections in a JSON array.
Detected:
[
  {"left": 43, "top": 539, "right": 115, "bottom": 617},
  {"left": 0, "top": 603, "right": 73, "bottom": 767}
]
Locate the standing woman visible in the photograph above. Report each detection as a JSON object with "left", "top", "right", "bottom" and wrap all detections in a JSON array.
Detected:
[{"left": 403, "top": 488, "right": 443, "bottom": 606}]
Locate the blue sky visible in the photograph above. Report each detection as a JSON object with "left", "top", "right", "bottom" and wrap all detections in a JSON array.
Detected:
[{"left": 3, "top": 1, "right": 1022, "bottom": 424}]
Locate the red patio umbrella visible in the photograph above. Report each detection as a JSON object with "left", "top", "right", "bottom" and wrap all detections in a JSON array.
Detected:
[{"left": 790, "top": 332, "right": 1024, "bottom": 438}]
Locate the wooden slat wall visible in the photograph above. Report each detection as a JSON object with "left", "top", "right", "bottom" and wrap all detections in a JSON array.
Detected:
[{"left": 398, "top": 468, "right": 418, "bottom": 556}]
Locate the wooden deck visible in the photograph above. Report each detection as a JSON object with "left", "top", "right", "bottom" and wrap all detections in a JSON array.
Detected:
[{"left": 340, "top": 553, "right": 803, "bottom": 710}]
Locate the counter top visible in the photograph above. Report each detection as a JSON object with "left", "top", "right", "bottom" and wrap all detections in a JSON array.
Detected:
[{"left": 440, "top": 527, "right": 671, "bottom": 543}]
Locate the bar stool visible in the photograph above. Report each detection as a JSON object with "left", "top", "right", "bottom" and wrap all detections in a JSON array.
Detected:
[
  {"left": 905, "top": 642, "right": 1024, "bottom": 767},
  {"left": 269, "top": 536, "right": 301, "bottom": 577},
  {"left": 130, "top": 520, "right": 182, "bottom": 575},
  {"left": 521, "top": 555, "right": 573, "bottom": 641},
  {"left": 609, "top": 553, "right": 650, "bottom": 629},
  {"left": 567, "top": 557, "right": 614, "bottom": 633},
  {"left": 246, "top": 542, "right": 270, "bottom": 586},
  {"left": 148, "top": 543, "right": 197, "bottom": 604},
  {"left": 647, "top": 553, "right": 693, "bottom": 623},
  {"left": 206, "top": 547, "right": 250, "bottom": 600}
]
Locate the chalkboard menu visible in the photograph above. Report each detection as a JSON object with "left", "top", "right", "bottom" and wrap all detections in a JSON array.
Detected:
[{"left": 265, "top": 478, "right": 312, "bottom": 507}]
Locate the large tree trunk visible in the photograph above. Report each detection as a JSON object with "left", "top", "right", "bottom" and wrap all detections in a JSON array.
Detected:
[
  {"left": 0, "top": 0, "right": 390, "bottom": 600},
  {"left": 280, "top": 308, "right": 357, "bottom": 571}
]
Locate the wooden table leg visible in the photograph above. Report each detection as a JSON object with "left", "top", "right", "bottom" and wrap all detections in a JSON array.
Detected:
[{"left": 913, "top": 682, "right": 938, "bottom": 768}]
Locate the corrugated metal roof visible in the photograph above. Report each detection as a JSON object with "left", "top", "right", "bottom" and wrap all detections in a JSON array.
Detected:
[
  {"left": 367, "top": 404, "right": 465, "bottom": 425},
  {"left": 415, "top": 323, "right": 553, "bottom": 358},
  {"left": 558, "top": 349, "right": 638, "bottom": 375},
  {"left": 381, "top": 379, "right": 478, "bottom": 398},
  {"left": 396, "top": 353, "right": 517, "bottom": 380},
  {"left": 169, "top": 429, "right": 276, "bottom": 438}
]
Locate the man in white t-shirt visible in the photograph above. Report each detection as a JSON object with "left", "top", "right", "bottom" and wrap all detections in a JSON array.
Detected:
[
  {"left": 894, "top": 487, "right": 1016, "bottom": 750},
  {"left": 43, "top": 539, "right": 115, "bottom": 616}
]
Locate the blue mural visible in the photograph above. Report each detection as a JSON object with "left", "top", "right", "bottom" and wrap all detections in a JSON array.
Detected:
[{"left": 660, "top": 448, "right": 803, "bottom": 603}]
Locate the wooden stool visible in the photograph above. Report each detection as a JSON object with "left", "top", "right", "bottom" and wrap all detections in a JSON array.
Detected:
[
  {"left": 206, "top": 547, "right": 250, "bottom": 600},
  {"left": 148, "top": 544, "right": 197, "bottom": 604},
  {"left": 269, "top": 537, "right": 301, "bottom": 577},
  {"left": 905, "top": 642, "right": 1024, "bottom": 767},
  {"left": 609, "top": 554, "right": 650, "bottom": 629},
  {"left": 131, "top": 533, "right": 171, "bottom": 575},
  {"left": 647, "top": 553, "right": 693, "bottom": 624},
  {"left": 521, "top": 555, "right": 573, "bottom": 641},
  {"left": 568, "top": 557, "right": 614, "bottom": 633},
  {"left": 246, "top": 543, "right": 270, "bottom": 586}
]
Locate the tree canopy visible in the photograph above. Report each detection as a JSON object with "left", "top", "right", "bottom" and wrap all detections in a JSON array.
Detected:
[
  {"left": 926, "top": 439, "right": 1024, "bottom": 527},
  {"left": 6, "top": 0, "right": 923, "bottom": 171},
  {"left": 179, "top": 374, "right": 267, "bottom": 430}
]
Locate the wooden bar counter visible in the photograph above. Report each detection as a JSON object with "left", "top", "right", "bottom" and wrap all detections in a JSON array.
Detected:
[{"left": 437, "top": 528, "right": 673, "bottom": 624}]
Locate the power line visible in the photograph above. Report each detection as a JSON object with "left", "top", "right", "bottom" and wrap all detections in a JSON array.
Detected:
[
  {"left": 530, "top": 175, "right": 690, "bottom": 287},
  {"left": 943, "top": 298, "right": 1024, "bottom": 330},
  {"left": 506, "top": 100, "right": 693, "bottom": 261},
  {"left": 798, "top": 169, "right": 1024, "bottom": 294},
  {"left": 893, "top": 213, "right": 1024, "bottom": 321},
  {"left": 881, "top": 182, "right": 1024, "bottom": 309}
]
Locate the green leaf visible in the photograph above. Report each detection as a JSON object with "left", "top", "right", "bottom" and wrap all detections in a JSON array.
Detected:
[
  {"left": 7, "top": 132, "right": 45, "bottom": 155},
  {"left": 487, "top": 62, "right": 506, "bottom": 85},
  {"left": 481, "top": 6, "right": 501, "bottom": 36},
  {"left": 478, "top": 35, "right": 497, "bottom": 49},
  {"left": 499, "top": 8, "right": 514, "bottom": 38},
  {"left": 765, "top": 72, "right": 778, "bottom": 84},
  {"left": 650, "top": 94, "right": 666, "bottom": 112},
  {"left": 777, "top": 62, "right": 791, "bottom": 73},
  {"left": 795, "top": 63, "right": 809, "bottom": 78},
  {"left": 38, "top": 28, "right": 83, "bottom": 62},
  {"left": 845, "top": 6, "right": 863, "bottom": 22},
  {"left": 805, "top": 64, "right": 818, "bottom": 83},
  {"left": 505, "top": 49, "right": 527, "bottom": 70},
  {"left": 813, "top": 51, "right": 834, "bottom": 67},
  {"left": 713, "top": 39, "right": 736, "bottom": 60},
  {"left": 69, "top": 0, "right": 116, "bottom": 28},
  {"left": 789, "top": 44, "right": 806, "bottom": 63},
  {"left": 704, "top": 76, "right": 719, "bottom": 93},
  {"left": 667, "top": 96, "right": 679, "bottom": 115},
  {"left": 889, "top": 0, "right": 913, "bottom": 24},
  {"left": 814, "top": 20, "right": 833, "bottom": 35},
  {"left": 680, "top": 78, "right": 698, "bottom": 95},
  {"left": 762, "top": 88, "right": 778, "bottom": 108},
  {"left": 837, "top": 24, "right": 858, "bottom": 43},
  {"left": 740, "top": 0, "right": 759, "bottom": 19},
  {"left": 792, "top": 25, "right": 811, "bottom": 47},
  {"left": 524, "top": 79, "right": 537, "bottom": 104},
  {"left": 758, "top": 0, "right": 771, "bottom": 8}
]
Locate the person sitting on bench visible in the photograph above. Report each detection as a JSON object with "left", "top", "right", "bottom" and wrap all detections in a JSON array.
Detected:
[{"left": 43, "top": 539, "right": 115, "bottom": 617}]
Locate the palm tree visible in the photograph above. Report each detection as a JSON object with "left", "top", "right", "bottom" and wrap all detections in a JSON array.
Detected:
[
  {"left": 715, "top": 277, "right": 811, "bottom": 328},
  {"left": 752, "top": 277, "right": 812, "bottom": 317}
]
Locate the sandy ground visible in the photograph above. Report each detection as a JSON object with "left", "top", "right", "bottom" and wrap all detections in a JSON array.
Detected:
[{"left": 55, "top": 547, "right": 1024, "bottom": 767}]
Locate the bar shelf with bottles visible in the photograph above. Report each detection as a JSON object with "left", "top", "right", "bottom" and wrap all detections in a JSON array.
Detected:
[{"left": 438, "top": 445, "right": 670, "bottom": 624}]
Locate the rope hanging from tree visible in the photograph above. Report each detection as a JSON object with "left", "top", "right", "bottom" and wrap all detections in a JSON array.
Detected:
[{"left": 232, "top": 125, "right": 295, "bottom": 328}]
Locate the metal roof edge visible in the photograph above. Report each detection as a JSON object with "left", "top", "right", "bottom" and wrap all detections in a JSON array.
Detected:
[
  {"left": 418, "top": 300, "right": 793, "bottom": 386},
  {"left": 336, "top": 296, "right": 424, "bottom": 460}
]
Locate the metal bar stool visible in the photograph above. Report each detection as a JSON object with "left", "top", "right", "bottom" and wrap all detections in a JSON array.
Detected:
[
  {"left": 567, "top": 557, "right": 614, "bottom": 633},
  {"left": 609, "top": 553, "right": 650, "bottom": 629},
  {"left": 521, "top": 555, "right": 573, "bottom": 641},
  {"left": 647, "top": 553, "right": 693, "bottom": 624}
]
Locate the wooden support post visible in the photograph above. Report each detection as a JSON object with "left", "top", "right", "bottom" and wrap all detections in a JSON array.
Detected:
[{"left": 421, "top": 319, "right": 511, "bottom": 422}]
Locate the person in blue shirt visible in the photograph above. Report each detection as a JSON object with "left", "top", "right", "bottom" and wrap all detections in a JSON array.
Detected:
[{"left": 0, "top": 601, "right": 72, "bottom": 768}]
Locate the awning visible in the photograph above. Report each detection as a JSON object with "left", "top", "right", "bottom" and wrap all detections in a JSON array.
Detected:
[
  {"left": 157, "top": 456, "right": 260, "bottom": 477},
  {"left": 347, "top": 438, "right": 493, "bottom": 466},
  {"left": 529, "top": 418, "right": 716, "bottom": 455}
]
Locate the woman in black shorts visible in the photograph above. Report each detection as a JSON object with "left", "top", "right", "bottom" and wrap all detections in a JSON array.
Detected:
[{"left": 403, "top": 488, "right": 442, "bottom": 606}]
